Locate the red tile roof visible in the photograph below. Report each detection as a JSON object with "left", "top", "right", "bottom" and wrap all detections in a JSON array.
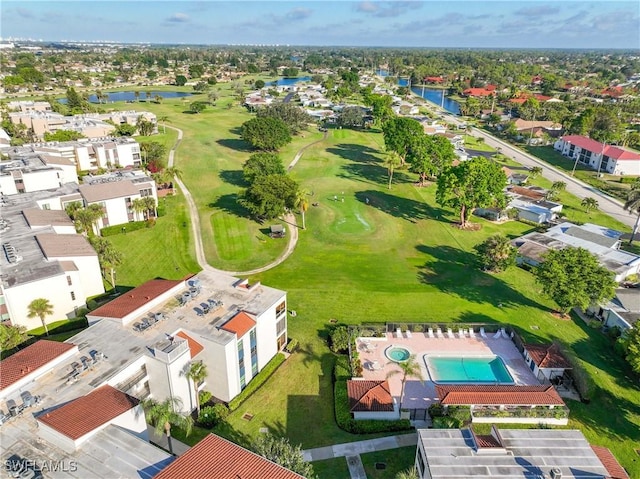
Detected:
[
  {"left": 508, "top": 185, "right": 546, "bottom": 200},
  {"left": 176, "top": 331, "right": 204, "bottom": 358},
  {"left": 38, "top": 385, "right": 139, "bottom": 440},
  {"left": 89, "top": 279, "right": 183, "bottom": 319},
  {"left": 347, "top": 380, "right": 395, "bottom": 412},
  {"left": 525, "top": 343, "right": 572, "bottom": 369},
  {"left": 591, "top": 446, "right": 630, "bottom": 479},
  {"left": 435, "top": 384, "right": 565, "bottom": 406},
  {"left": 221, "top": 311, "right": 256, "bottom": 338},
  {"left": 463, "top": 87, "right": 495, "bottom": 97},
  {"left": 0, "top": 340, "right": 76, "bottom": 390},
  {"left": 153, "top": 433, "right": 305, "bottom": 479},
  {"left": 561, "top": 135, "right": 640, "bottom": 161}
]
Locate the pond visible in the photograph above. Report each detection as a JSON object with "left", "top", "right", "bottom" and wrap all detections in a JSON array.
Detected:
[
  {"left": 411, "top": 86, "right": 461, "bottom": 115},
  {"left": 269, "top": 76, "right": 312, "bottom": 86},
  {"left": 58, "top": 91, "right": 193, "bottom": 104}
]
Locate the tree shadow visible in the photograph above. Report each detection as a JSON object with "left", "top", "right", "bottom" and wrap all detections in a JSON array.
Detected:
[
  {"left": 219, "top": 169, "right": 247, "bottom": 187},
  {"left": 210, "top": 193, "right": 250, "bottom": 218},
  {"left": 229, "top": 126, "right": 244, "bottom": 136},
  {"left": 354, "top": 189, "right": 447, "bottom": 224},
  {"left": 216, "top": 138, "right": 253, "bottom": 152},
  {"left": 326, "top": 143, "right": 381, "bottom": 165},
  {"left": 415, "top": 244, "right": 550, "bottom": 311}
]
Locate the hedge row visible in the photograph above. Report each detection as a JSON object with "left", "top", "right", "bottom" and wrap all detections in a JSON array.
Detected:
[{"left": 228, "top": 353, "right": 286, "bottom": 411}]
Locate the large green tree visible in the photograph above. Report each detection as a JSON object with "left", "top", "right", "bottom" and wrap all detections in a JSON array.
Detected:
[
  {"left": 241, "top": 117, "right": 292, "bottom": 151},
  {"left": 240, "top": 174, "right": 299, "bottom": 220},
  {"left": 27, "top": 298, "right": 54, "bottom": 336},
  {"left": 253, "top": 434, "right": 316, "bottom": 479},
  {"left": 337, "top": 106, "right": 365, "bottom": 128},
  {"left": 382, "top": 117, "right": 423, "bottom": 166},
  {"left": 408, "top": 134, "right": 456, "bottom": 186},
  {"left": 436, "top": 157, "right": 507, "bottom": 228},
  {"left": 256, "top": 103, "right": 311, "bottom": 135},
  {"left": 141, "top": 397, "right": 193, "bottom": 456},
  {"left": 475, "top": 234, "right": 516, "bottom": 272},
  {"left": 243, "top": 153, "right": 286, "bottom": 184},
  {"left": 44, "top": 130, "right": 85, "bottom": 142},
  {"left": 619, "top": 327, "right": 640, "bottom": 374},
  {"left": 0, "top": 324, "right": 29, "bottom": 350},
  {"left": 534, "top": 247, "right": 616, "bottom": 316}
]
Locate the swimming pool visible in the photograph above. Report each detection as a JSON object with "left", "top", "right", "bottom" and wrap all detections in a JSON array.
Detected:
[
  {"left": 386, "top": 346, "right": 410, "bottom": 362},
  {"left": 425, "top": 356, "right": 514, "bottom": 384}
]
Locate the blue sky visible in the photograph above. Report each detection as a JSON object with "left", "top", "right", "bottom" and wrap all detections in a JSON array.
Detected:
[{"left": 2, "top": 1, "right": 639, "bottom": 48}]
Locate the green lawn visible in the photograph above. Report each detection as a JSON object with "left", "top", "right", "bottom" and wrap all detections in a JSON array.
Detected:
[
  {"left": 361, "top": 446, "right": 417, "bottom": 479},
  {"left": 313, "top": 457, "right": 351, "bottom": 479},
  {"left": 108, "top": 194, "right": 200, "bottom": 287}
]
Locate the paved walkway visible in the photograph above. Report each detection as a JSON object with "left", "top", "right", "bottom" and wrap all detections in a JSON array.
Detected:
[
  {"left": 302, "top": 433, "right": 417, "bottom": 462},
  {"left": 165, "top": 125, "right": 326, "bottom": 276},
  {"left": 469, "top": 128, "right": 636, "bottom": 229}
]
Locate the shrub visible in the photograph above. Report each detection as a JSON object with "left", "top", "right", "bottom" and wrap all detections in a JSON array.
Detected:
[
  {"left": 334, "top": 355, "right": 351, "bottom": 381},
  {"left": 228, "top": 353, "right": 286, "bottom": 411},
  {"left": 198, "top": 404, "right": 229, "bottom": 428},
  {"left": 428, "top": 403, "right": 444, "bottom": 418},
  {"left": 329, "top": 325, "right": 351, "bottom": 353},
  {"left": 432, "top": 416, "right": 462, "bottom": 429},
  {"left": 199, "top": 390, "right": 212, "bottom": 406},
  {"left": 557, "top": 344, "right": 595, "bottom": 402},
  {"left": 285, "top": 338, "right": 299, "bottom": 353}
]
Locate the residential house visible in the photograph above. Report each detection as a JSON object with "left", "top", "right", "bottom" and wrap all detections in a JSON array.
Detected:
[
  {"left": 522, "top": 343, "right": 572, "bottom": 383},
  {"left": 415, "top": 427, "right": 629, "bottom": 479},
  {"left": 462, "top": 85, "right": 497, "bottom": 97},
  {"left": 589, "top": 288, "right": 640, "bottom": 332},
  {"left": 9, "top": 111, "right": 116, "bottom": 140},
  {"left": 554, "top": 135, "right": 640, "bottom": 176},
  {"left": 347, "top": 379, "right": 399, "bottom": 420},
  {"left": 435, "top": 384, "right": 568, "bottom": 425},
  {"left": 505, "top": 185, "right": 563, "bottom": 224},
  {"left": 510, "top": 118, "right": 563, "bottom": 142},
  {"left": 512, "top": 222, "right": 640, "bottom": 282},
  {"left": 153, "top": 433, "right": 305, "bottom": 479}
]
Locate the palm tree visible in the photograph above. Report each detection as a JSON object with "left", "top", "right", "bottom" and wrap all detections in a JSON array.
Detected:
[
  {"left": 27, "top": 298, "right": 54, "bottom": 336},
  {"left": 386, "top": 354, "right": 424, "bottom": 409},
  {"left": 73, "top": 205, "right": 103, "bottom": 236},
  {"left": 154, "top": 94, "right": 163, "bottom": 104},
  {"left": 529, "top": 166, "right": 543, "bottom": 179},
  {"left": 384, "top": 151, "right": 401, "bottom": 190},
  {"left": 581, "top": 197, "right": 599, "bottom": 213},
  {"left": 141, "top": 397, "right": 193, "bottom": 456},
  {"left": 185, "top": 361, "right": 208, "bottom": 414},
  {"left": 294, "top": 189, "right": 309, "bottom": 230},
  {"left": 158, "top": 115, "right": 169, "bottom": 134},
  {"left": 132, "top": 198, "right": 148, "bottom": 220},
  {"left": 142, "top": 196, "right": 157, "bottom": 218},
  {"left": 91, "top": 237, "right": 122, "bottom": 288},
  {"left": 134, "top": 91, "right": 140, "bottom": 102},
  {"left": 145, "top": 91, "right": 152, "bottom": 102},
  {"left": 546, "top": 181, "right": 566, "bottom": 201},
  {"left": 624, "top": 180, "right": 640, "bottom": 244}
]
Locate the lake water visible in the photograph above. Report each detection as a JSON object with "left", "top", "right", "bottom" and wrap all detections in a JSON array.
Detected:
[
  {"left": 269, "top": 76, "right": 312, "bottom": 86},
  {"left": 59, "top": 91, "right": 192, "bottom": 104},
  {"left": 411, "top": 87, "right": 461, "bottom": 115}
]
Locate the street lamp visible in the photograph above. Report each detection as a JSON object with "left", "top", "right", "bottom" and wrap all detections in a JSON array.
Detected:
[{"left": 569, "top": 142, "right": 580, "bottom": 176}]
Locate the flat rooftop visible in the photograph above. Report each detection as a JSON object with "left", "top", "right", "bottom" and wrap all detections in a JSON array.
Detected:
[{"left": 0, "top": 184, "right": 82, "bottom": 289}]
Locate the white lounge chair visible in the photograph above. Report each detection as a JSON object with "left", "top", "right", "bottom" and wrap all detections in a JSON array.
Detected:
[
  {"left": 436, "top": 328, "right": 444, "bottom": 338},
  {"left": 428, "top": 328, "right": 435, "bottom": 338},
  {"left": 458, "top": 328, "right": 465, "bottom": 338},
  {"left": 493, "top": 329, "right": 502, "bottom": 339},
  {"left": 396, "top": 328, "right": 402, "bottom": 338},
  {"left": 372, "top": 360, "right": 382, "bottom": 371},
  {"left": 501, "top": 328, "right": 509, "bottom": 339},
  {"left": 468, "top": 328, "right": 476, "bottom": 339},
  {"left": 406, "top": 330, "right": 412, "bottom": 339},
  {"left": 447, "top": 328, "right": 455, "bottom": 339},
  {"left": 480, "top": 327, "right": 488, "bottom": 339}
]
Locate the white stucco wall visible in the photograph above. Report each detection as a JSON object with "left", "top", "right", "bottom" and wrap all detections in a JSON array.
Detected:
[{"left": 145, "top": 342, "right": 194, "bottom": 414}]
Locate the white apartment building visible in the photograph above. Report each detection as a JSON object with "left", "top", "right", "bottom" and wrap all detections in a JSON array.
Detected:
[
  {"left": 554, "top": 135, "right": 640, "bottom": 176},
  {"left": 7, "top": 100, "right": 53, "bottom": 113},
  {"left": 0, "top": 187, "right": 105, "bottom": 328},
  {"left": 0, "top": 154, "right": 78, "bottom": 196}
]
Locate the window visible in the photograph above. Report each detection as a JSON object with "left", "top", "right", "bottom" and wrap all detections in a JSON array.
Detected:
[
  {"left": 276, "top": 317, "right": 286, "bottom": 336},
  {"left": 42, "top": 204, "right": 51, "bottom": 210},
  {"left": 276, "top": 300, "right": 286, "bottom": 316},
  {"left": 70, "top": 291, "right": 76, "bottom": 301},
  {"left": 67, "top": 275, "right": 72, "bottom": 286}
]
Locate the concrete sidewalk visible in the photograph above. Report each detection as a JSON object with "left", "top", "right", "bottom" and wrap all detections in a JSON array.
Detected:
[{"left": 302, "top": 433, "right": 417, "bottom": 462}]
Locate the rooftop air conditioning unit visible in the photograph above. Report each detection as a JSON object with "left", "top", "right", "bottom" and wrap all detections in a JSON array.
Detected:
[{"left": 550, "top": 468, "right": 562, "bottom": 479}]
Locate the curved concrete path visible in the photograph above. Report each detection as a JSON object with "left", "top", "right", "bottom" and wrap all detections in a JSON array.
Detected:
[{"left": 166, "top": 125, "right": 325, "bottom": 276}]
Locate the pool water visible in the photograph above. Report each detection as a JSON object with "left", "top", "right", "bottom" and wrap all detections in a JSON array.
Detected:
[
  {"left": 426, "top": 356, "right": 513, "bottom": 383},
  {"left": 386, "top": 347, "right": 410, "bottom": 362}
]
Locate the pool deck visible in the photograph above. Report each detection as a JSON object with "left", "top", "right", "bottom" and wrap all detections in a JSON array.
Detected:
[{"left": 356, "top": 331, "right": 540, "bottom": 410}]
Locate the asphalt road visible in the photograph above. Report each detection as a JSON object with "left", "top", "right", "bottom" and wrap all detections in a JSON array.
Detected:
[{"left": 469, "top": 128, "right": 637, "bottom": 230}]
